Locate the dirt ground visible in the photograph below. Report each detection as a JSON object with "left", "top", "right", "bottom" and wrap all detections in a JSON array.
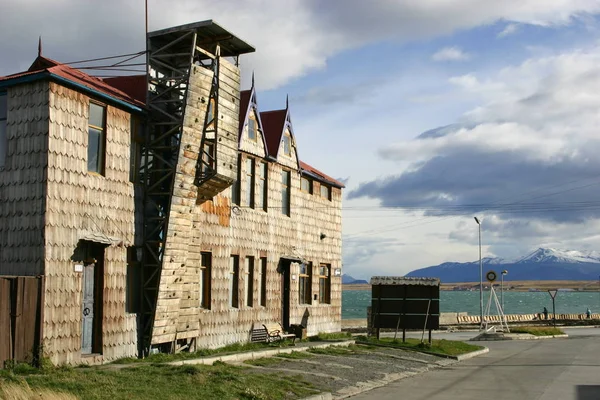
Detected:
[{"left": 238, "top": 344, "right": 456, "bottom": 398}]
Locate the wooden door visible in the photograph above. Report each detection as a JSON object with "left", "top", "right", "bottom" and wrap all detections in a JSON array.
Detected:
[{"left": 81, "top": 263, "right": 95, "bottom": 354}]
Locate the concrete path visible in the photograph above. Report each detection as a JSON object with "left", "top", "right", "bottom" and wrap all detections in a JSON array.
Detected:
[{"left": 350, "top": 329, "right": 600, "bottom": 400}]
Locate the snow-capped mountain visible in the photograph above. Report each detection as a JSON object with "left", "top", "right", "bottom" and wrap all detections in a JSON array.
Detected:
[
  {"left": 405, "top": 247, "right": 600, "bottom": 282},
  {"left": 515, "top": 248, "right": 600, "bottom": 264}
]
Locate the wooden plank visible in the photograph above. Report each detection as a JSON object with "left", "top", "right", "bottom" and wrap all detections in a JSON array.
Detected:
[
  {"left": 0, "top": 278, "right": 12, "bottom": 368},
  {"left": 13, "top": 277, "right": 41, "bottom": 363}
]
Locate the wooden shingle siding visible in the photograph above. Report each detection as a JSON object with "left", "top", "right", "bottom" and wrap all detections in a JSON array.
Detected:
[
  {"left": 43, "top": 83, "right": 137, "bottom": 365},
  {"left": 0, "top": 82, "right": 49, "bottom": 276}
]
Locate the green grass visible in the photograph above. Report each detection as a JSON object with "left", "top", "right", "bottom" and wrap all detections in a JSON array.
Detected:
[
  {"left": 510, "top": 326, "right": 565, "bottom": 336},
  {"left": 276, "top": 351, "right": 313, "bottom": 360},
  {"left": 357, "top": 337, "right": 483, "bottom": 356},
  {"left": 307, "top": 332, "right": 353, "bottom": 342},
  {"left": 244, "top": 357, "right": 284, "bottom": 367},
  {"left": 111, "top": 342, "right": 294, "bottom": 365},
  {"left": 308, "top": 345, "right": 357, "bottom": 356},
  {"left": 0, "top": 361, "right": 318, "bottom": 400}
]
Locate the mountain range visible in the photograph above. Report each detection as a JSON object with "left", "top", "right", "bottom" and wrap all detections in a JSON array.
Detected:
[
  {"left": 405, "top": 248, "right": 600, "bottom": 282},
  {"left": 342, "top": 274, "right": 368, "bottom": 284}
]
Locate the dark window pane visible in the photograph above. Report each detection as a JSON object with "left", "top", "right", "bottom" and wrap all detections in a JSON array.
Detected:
[
  {"left": 88, "top": 128, "right": 103, "bottom": 173},
  {"left": 89, "top": 103, "right": 105, "bottom": 127},
  {"left": 0, "top": 121, "right": 6, "bottom": 167},
  {"left": 0, "top": 94, "right": 7, "bottom": 119}
]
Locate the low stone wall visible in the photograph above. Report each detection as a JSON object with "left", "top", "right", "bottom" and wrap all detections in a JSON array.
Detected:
[
  {"left": 343, "top": 312, "right": 600, "bottom": 330},
  {"left": 455, "top": 313, "right": 600, "bottom": 325}
]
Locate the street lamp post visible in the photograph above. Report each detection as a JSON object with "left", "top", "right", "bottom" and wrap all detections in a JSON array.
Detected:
[
  {"left": 474, "top": 217, "right": 483, "bottom": 329},
  {"left": 501, "top": 270, "right": 508, "bottom": 312}
]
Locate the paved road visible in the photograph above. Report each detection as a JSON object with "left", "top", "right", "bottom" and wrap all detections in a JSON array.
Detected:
[{"left": 351, "top": 329, "right": 600, "bottom": 400}]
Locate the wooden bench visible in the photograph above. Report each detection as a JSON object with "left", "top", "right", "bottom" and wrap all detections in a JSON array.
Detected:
[{"left": 263, "top": 323, "right": 296, "bottom": 343}]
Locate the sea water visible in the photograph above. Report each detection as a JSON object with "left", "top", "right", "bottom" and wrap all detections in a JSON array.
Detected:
[{"left": 342, "top": 290, "right": 600, "bottom": 319}]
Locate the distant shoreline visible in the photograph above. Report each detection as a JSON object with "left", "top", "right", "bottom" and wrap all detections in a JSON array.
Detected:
[{"left": 343, "top": 280, "right": 600, "bottom": 292}]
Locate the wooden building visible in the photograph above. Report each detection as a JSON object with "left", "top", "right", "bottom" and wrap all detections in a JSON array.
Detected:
[{"left": 0, "top": 20, "right": 343, "bottom": 365}]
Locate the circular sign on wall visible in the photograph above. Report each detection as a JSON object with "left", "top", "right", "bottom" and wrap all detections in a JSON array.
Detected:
[{"left": 486, "top": 271, "right": 497, "bottom": 283}]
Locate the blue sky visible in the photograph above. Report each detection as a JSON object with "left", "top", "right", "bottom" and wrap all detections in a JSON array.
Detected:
[{"left": 3, "top": 1, "right": 600, "bottom": 279}]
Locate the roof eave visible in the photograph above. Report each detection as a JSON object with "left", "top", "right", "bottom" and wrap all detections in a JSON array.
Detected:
[{"left": 0, "top": 71, "right": 145, "bottom": 114}]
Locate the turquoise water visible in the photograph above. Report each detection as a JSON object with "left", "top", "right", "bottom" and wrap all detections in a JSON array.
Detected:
[{"left": 342, "top": 290, "right": 600, "bottom": 319}]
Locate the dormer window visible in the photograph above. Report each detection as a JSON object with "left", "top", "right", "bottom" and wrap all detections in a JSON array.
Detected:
[
  {"left": 283, "top": 133, "right": 291, "bottom": 156},
  {"left": 248, "top": 117, "right": 257, "bottom": 141}
]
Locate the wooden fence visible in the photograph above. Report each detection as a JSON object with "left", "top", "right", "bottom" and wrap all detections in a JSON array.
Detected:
[{"left": 0, "top": 276, "right": 44, "bottom": 368}]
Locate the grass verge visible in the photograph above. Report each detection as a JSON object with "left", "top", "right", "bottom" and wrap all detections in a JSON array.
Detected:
[
  {"left": 307, "top": 332, "right": 353, "bottom": 342},
  {"left": 0, "top": 361, "right": 318, "bottom": 400},
  {"left": 111, "top": 341, "right": 294, "bottom": 365},
  {"left": 356, "top": 336, "right": 483, "bottom": 356},
  {"left": 510, "top": 326, "right": 565, "bottom": 336}
]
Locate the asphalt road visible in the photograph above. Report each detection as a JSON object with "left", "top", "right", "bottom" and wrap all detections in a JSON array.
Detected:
[{"left": 351, "top": 328, "right": 600, "bottom": 400}]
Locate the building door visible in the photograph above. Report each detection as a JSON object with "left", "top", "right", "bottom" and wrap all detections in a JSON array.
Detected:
[
  {"left": 81, "top": 263, "right": 95, "bottom": 354},
  {"left": 281, "top": 261, "right": 291, "bottom": 331}
]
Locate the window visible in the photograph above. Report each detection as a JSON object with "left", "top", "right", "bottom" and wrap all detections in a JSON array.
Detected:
[
  {"left": 200, "top": 252, "right": 211, "bottom": 309},
  {"left": 129, "top": 117, "right": 144, "bottom": 183},
  {"left": 260, "top": 257, "right": 267, "bottom": 307},
  {"left": 320, "top": 184, "right": 331, "bottom": 201},
  {"left": 301, "top": 177, "right": 312, "bottom": 194},
  {"left": 319, "top": 264, "right": 331, "bottom": 304},
  {"left": 281, "top": 170, "right": 291, "bottom": 216},
  {"left": 282, "top": 133, "right": 291, "bottom": 156},
  {"left": 245, "top": 256, "right": 254, "bottom": 307},
  {"left": 245, "top": 157, "right": 255, "bottom": 208},
  {"left": 0, "top": 93, "right": 6, "bottom": 168},
  {"left": 229, "top": 255, "right": 239, "bottom": 308},
  {"left": 248, "top": 117, "right": 257, "bottom": 141},
  {"left": 257, "top": 162, "right": 268, "bottom": 212},
  {"left": 207, "top": 98, "right": 215, "bottom": 126},
  {"left": 231, "top": 154, "right": 241, "bottom": 205},
  {"left": 299, "top": 262, "right": 312, "bottom": 305},
  {"left": 88, "top": 102, "right": 106, "bottom": 174}
]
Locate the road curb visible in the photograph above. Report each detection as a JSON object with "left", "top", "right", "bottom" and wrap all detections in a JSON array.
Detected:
[
  {"left": 299, "top": 393, "right": 332, "bottom": 400},
  {"left": 470, "top": 334, "right": 569, "bottom": 341},
  {"left": 455, "top": 347, "right": 489, "bottom": 361}
]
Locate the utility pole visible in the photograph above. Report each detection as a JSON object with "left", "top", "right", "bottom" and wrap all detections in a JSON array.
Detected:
[{"left": 474, "top": 217, "right": 483, "bottom": 329}]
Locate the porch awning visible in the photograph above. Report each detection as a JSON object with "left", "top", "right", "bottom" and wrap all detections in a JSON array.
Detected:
[{"left": 78, "top": 230, "right": 123, "bottom": 246}]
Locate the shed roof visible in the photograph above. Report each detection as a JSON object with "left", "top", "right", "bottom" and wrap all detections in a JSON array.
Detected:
[
  {"left": 0, "top": 56, "right": 145, "bottom": 111},
  {"left": 370, "top": 276, "right": 440, "bottom": 286}
]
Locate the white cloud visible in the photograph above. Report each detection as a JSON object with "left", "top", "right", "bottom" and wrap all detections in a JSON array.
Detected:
[
  {"left": 498, "top": 23, "right": 519, "bottom": 37},
  {"left": 1, "top": 1, "right": 600, "bottom": 89},
  {"left": 432, "top": 46, "right": 470, "bottom": 61}
]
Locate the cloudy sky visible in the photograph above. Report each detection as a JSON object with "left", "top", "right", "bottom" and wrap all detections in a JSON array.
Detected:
[{"left": 3, "top": 1, "right": 600, "bottom": 279}]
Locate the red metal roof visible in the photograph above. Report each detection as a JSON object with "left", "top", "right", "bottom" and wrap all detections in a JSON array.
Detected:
[
  {"left": 259, "top": 109, "right": 288, "bottom": 158},
  {"left": 0, "top": 56, "right": 145, "bottom": 109},
  {"left": 102, "top": 75, "right": 147, "bottom": 105},
  {"left": 300, "top": 161, "right": 345, "bottom": 188}
]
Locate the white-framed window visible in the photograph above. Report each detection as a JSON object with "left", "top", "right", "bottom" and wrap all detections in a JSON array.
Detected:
[
  {"left": 299, "top": 262, "right": 312, "bottom": 305},
  {"left": 319, "top": 264, "right": 331, "bottom": 304},
  {"left": 301, "top": 176, "right": 312, "bottom": 194},
  {"left": 282, "top": 133, "right": 291, "bottom": 155},
  {"left": 248, "top": 115, "right": 257, "bottom": 141},
  {"left": 257, "top": 162, "right": 268, "bottom": 212},
  {"left": 88, "top": 102, "right": 106, "bottom": 174},
  {"left": 320, "top": 184, "right": 331, "bottom": 201}
]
